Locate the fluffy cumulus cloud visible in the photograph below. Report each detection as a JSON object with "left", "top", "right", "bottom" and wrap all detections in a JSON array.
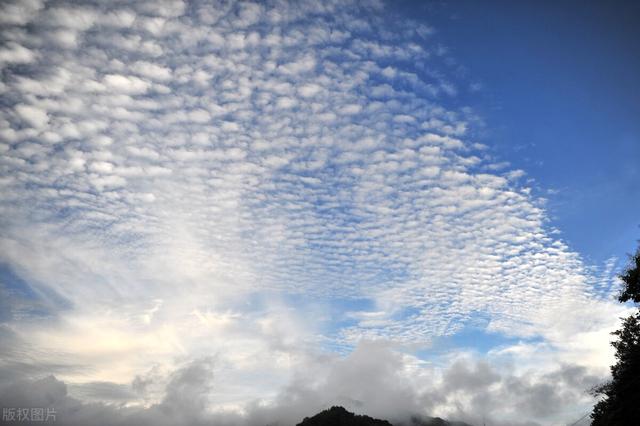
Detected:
[{"left": 0, "top": 0, "right": 628, "bottom": 425}]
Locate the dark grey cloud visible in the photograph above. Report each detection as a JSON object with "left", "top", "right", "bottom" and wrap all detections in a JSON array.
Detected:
[
  {"left": 428, "top": 360, "right": 601, "bottom": 426},
  {"left": 442, "top": 360, "right": 500, "bottom": 393},
  {"left": 0, "top": 358, "right": 240, "bottom": 426},
  {"left": 67, "top": 381, "right": 137, "bottom": 402}
]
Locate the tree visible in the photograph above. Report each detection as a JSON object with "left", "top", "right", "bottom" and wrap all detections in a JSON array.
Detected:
[
  {"left": 618, "top": 248, "right": 640, "bottom": 304},
  {"left": 591, "top": 246, "right": 640, "bottom": 425}
]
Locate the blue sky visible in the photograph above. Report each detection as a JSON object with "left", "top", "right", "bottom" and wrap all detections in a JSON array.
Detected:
[
  {"left": 408, "top": 0, "right": 640, "bottom": 263},
  {"left": 0, "top": 1, "right": 637, "bottom": 425}
]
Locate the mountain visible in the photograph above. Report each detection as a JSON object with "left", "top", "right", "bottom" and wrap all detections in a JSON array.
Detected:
[
  {"left": 295, "top": 406, "right": 473, "bottom": 426},
  {"left": 397, "top": 415, "right": 475, "bottom": 426},
  {"left": 296, "top": 406, "right": 393, "bottom": 426}
]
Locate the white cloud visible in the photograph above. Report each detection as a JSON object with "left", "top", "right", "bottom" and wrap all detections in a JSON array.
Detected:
[
  {"left": 103, "top": 74, "right": 150, "bottom": 94},
  {"left": 0, "top": 0, "right": 44, "bottom": 26},
  {"left": 14, "top": 103, "right": 49, "bottom": 128},
  {"left": 0, "top": 42, "right": 37, "bottom": 64},
  {"left": 46, "top": 6, "right": 97, "bottom": 31},
  {"left": 298, "top": 83, "right": 323, "bottom": 98},
  {"left": 131, "top": 61, "right": 173, "bottom": 81}
]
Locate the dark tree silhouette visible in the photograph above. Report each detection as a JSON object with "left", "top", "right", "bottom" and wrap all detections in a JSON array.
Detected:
[
  {"left": 618, "top": 249, "right": 640, "bottom": 304},
  {"left": 591, "top": 247, "right": 640, "bottom": 425}
]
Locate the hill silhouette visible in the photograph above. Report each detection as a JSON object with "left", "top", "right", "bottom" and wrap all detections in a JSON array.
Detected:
[
  {"left": 296, "top": 406, "right": 392, "bottom": 426},
  {"left": 295, "top": 406, "right": 473, "bottom": 426},
  {"left": 397, "top": 414, "right": 475, "bottom": 426}
]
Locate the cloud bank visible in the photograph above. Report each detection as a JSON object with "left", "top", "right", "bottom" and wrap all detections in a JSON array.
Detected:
[
  {"left": 0, "top": 342, "right": 603, "bottom": 426},
  {"left": 0, "top": 0, "right": 628, "bottom": 424}
]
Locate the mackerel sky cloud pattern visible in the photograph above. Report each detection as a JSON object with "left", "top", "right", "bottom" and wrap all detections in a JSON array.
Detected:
[{"left": 0, "top": 1, "right": 629, "bottom": 425}]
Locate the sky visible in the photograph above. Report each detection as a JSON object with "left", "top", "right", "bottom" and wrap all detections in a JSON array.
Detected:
[
  {"left": 422, "top": 0, "right": 640, "bottom": 264},
  {"left": 0, "top": 1, "right": 638, "bottom": 426}
]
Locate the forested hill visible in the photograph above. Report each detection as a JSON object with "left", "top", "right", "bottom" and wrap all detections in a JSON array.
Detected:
[
  {"left": 295, "top": 406, "right": 474, "bottom": 426},
  {"left": 296, "top": 406, "right": 392, "bottom": 426}
]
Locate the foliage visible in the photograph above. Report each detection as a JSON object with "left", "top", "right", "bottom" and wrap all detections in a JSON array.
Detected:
[
  {"left": 591, "top": 246, "right": 640, "bottom": 425},
  {"left": 618, "top": 248, "right": 640, "bottom": 303}
]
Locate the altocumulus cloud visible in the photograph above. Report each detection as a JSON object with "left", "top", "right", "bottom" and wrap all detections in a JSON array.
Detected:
[{"left": 0, "top": 0, "right": 629, "bottom": 425}]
